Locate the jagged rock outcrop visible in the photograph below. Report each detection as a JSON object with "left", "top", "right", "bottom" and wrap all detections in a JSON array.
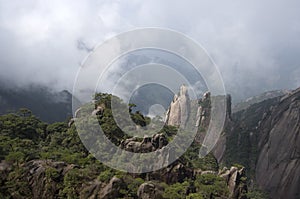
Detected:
[
  {"left": 219, "top": 166, "right": 247, "bottom": 199},
  {"left": 164, "top": 85, "right": 300, "bottom": 198},
  {"left": 194, "top": 91, "right": 212, "bottom": 146},
  {"left": 175, "top": 86, "right": 299, "bottom": 198},
  {"left": 7, "top": 160, "right": 126, "bottom": 199},
  {"left": 137, "top": 182, "right": 164, "bottom": 199},
  {"left": 121, "top": 133, "right": 168, "bottom": 153},
  {"left": 147, "top": 160, "right": 194, "bottom": 184},
  {"left": 80, "top": 177, "right": 126, "bottom": 199},
  {"left": 164, "top": 85, "right": 233, "bottom": 163},
  {"left": 146, "top": 163, "right": 247, "bottom": 197},
  {"left": 255, "top": 87, "right": 300, "bottom": 199},
  {"left": 3, "top": 159, "right": 248, "bottom": 199},
  {"left": 165, "top": 85, "right": 190, "bottom": 127},
  {"left": 196, "top": 91, "right": 211, "bottom": 129},
  {"left": 22, "top": 160, "right": 79, "bottom": 199}
]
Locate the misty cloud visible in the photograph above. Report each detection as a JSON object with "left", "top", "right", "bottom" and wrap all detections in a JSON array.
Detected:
[{"left": 0, "top": 0, "right": 299, "bottom": 102}]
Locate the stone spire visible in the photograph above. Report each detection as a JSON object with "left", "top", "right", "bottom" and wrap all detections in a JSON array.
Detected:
[{"left": 165, "top": 85, "right": 190, "bottom": 127}]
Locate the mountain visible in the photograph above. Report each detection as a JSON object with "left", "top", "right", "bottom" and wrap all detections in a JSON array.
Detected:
[
  {"left": 0, "top": 84, "right": 299, "bottom": 198},
  {"left": 0, "top": 85, "right": 73, "bottom": 123}
]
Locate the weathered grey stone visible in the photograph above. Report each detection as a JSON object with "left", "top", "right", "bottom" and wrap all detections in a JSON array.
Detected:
[
  {"left": 121, "top": 134, "right": 168, "bottom": 153},
  {"left": 137, "top": 182, "right": 163, "bottom": 199},
  {"left": 255, "top": 88, "right": 300, "bottom": 199},
  {"left": 165, "top": 85, "right": 190, "bottom": 127},
  {"left": 91, "top": 105, "right": 104, "bottom": 116}
]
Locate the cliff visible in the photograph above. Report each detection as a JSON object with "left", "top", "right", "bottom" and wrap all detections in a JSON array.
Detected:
[
  {"left": 223, "top": 88, "right": 300, "bottom": 198},
  {"left": 164, "top": 85, "right": 300, "bottom": 198},
  {"left": 255, "top": 88, "right": 300, "bottom": 198}
]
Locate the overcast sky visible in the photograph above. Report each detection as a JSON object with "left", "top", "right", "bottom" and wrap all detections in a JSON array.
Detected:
[{"left": 0, "top": 0, "right": 299, "bottom": 101}]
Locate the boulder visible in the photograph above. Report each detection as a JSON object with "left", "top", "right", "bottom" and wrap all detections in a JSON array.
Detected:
[
  {"left": 137, "top": 182, "right": 163, "bottom": 199},
  {"left": 99, "top": 177, "right": 125, "bottom": 199},
  {"left": 121, "top": 134, "right": 168, "bottom": 153}
]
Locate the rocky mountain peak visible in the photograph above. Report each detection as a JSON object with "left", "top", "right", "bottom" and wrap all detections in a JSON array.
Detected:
[{"left": 179, "top": 84, "right": 189, "bottom": 96}]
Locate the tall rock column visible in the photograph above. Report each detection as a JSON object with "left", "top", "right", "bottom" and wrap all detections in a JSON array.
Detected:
[{"left": 165, "top": 85, "right": 190, "bottom": 127}]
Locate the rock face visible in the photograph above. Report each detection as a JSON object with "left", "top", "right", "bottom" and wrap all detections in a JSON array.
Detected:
[
  {"left": 222, "top": 94, "right": 281, "bottom": 174},
  {"left": 255, "top": 88, "right": 300, "bottom": 199},
  {"left": 223, "top": 87, "right": 300, "bottom": 199},
  {"left": 196, "top": 93, "right": 232, "bottom": 162},
  {"left": 194, "top": 91, "right": 212, "bottom": 143},
  {"left": 196, "top": 92, "right": 211, "bottom": 128},
  {"left": 165, "top": 85, "right": 190, "bottom": 127}
]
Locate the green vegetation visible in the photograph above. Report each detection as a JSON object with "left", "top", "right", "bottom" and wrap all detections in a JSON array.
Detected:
[
  {"left": 246, "top": 188, "right": 269, "bottom": 199},
  {"left": 184, "top": 144, "right": 219, "bottom": 171},
  {"left": 162, "top": 181, "right": 190, "bottom": 199},
  {"left": 0, "top": 93, "right": 266, "bottom": 198},
  {"left": 160, "top": 174, "right": 229, "bottom": 199},
  {"left": 194, "top": 174, "right": 229, "bottom": 198}
]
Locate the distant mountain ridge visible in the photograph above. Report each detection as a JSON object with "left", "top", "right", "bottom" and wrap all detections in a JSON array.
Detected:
[
  {"left": 0, "top": 85, "right": 73, "bottom": 123},
  {"left": 232, "top": 90, "right": 290, "bottom": 113}
]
